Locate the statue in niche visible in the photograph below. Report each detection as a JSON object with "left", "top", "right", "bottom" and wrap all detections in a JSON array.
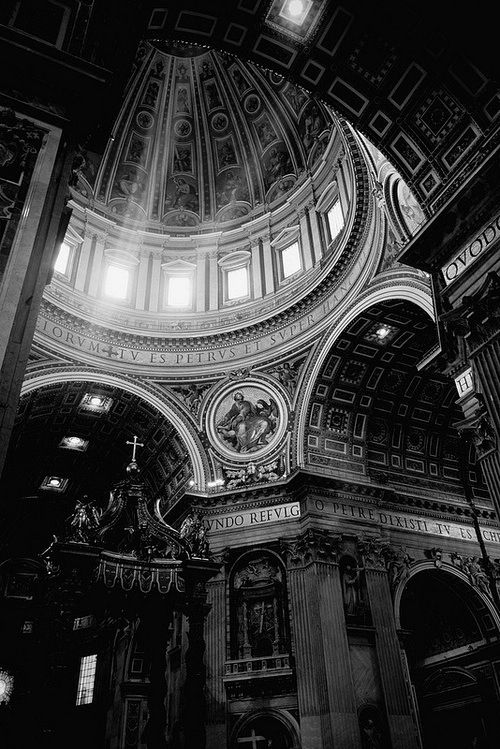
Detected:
[
  {"left": 359, "top": 708, "right": 385, "bottom": 749},
  {"left": 340, "top": 556, "right": 364, "bottom": 617}
]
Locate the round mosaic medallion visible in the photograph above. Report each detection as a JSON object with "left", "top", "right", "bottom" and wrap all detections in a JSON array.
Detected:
[
  {"left": 207, "top": 381, "right": 287, "bottom": 461},
  {"left": 136, "top": 111, "right": 154, "bottom": 129},
  {"left": 174, "top": 118, "right": 192, "bottom": 138},
  {"left": 211, "top": 113, "right": 229, "bottom": 132},
  {"left": 244, "top": 94, "right": 261, "bottom": 114}
]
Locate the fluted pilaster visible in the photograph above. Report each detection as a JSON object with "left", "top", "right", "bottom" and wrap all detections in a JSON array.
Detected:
[
  {"left": 205, "top": 576, "right": 226, "bottom": 749},
  {"left": 283, "top": 530, "right": 359, "bottom": 748},
  {"left": 360, "top": 539, "right": 421, "bottom": 749}
]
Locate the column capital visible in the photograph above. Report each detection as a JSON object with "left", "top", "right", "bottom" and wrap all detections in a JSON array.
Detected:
[
  {"left": 281, "top": 528, "right": 341, "bottom": 567},
  {"left": 357, "top": 535, "right": 393, "bottom": 572}
]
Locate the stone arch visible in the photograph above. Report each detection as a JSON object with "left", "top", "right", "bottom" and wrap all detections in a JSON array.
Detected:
[
  {"left": 20, "top": 364, "right": 210, "bottom": 490},
  {"left": 140, "top": 3, "right": 499, "bottom": 208},
  {"left": 295, "top": 282, "right": 433, "bottom": 467},
  {"left": 229, "top": 707, "right": 301, "bottom": 749},
  {"left": 227, "top": 548, "right": 290, "bottom": 661},
  {"left": 396, "top": 562, "right": 500, "bottom": 747},
  {"left": 296, "top": 291, "right": 489, "bottom": 498},
  {"left": 394, "top": 560, "right": 500, "bottom": 632}
]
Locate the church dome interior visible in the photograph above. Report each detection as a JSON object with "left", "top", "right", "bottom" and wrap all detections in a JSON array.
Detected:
[{"left": 1, "top": 2, "right": 500, "bottom": 748}]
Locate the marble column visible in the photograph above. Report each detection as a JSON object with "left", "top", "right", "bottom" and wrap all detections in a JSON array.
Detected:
[
  {"left": 205, "top": 567, "right": 227, "bottom": 749},
  {"left": 282, "top": 530, "right": 359, "bottom": 749},
  {"left": 358, "top": 538, "right": 421, "bottom": 749}
]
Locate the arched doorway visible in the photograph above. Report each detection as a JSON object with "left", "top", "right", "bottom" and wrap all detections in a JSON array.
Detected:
[
  {"left": 400, "top": 569, "right": 500, "bottom": 748},
  {"left": 232, "top": 710, "right": 299, "bottom": 749}
]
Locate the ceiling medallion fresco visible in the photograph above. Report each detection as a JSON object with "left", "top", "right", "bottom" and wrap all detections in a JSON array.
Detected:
[{"left": 206, "top": 381, "right": 288, "bottom": 463}]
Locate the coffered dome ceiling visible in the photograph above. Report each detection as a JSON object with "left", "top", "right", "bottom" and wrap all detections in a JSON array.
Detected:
[{"left": 77, "top": 41, "right": 334, "bottom": 229}]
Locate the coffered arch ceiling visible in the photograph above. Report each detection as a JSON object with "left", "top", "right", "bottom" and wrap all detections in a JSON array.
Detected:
[
  {"left": 304, "top": 299, "right": 492, "bottom": 514},
  {"left": 130, "top": 0, "right": 500, "bottom": 211},
  {"left": 0, "top": 381, "right": 193, "bottom": 557}
]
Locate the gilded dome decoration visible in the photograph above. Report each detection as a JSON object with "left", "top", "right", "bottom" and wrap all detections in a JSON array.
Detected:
[{"left": 85, "top": 42, "right": 334, "bottom": 230}]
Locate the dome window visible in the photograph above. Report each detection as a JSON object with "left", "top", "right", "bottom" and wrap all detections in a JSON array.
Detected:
[
  {"left": 162, "top": 260, "right": 195, "bottom": 310},
  {"left": 219, "top": 251, "right": 251, "bottom": 304},
  {"left": 271, "top": 226, "right": 303, "bottom": 283},
  {"left": 317, "top": 181, "right": 346, "bottom": 252},
  {"left": 104, "top": 264, "right": 129, "bottom": 300},
  {"left": 102, "top": 249, "right": 139, "bottom": 303},
  {"left": 227, "top": 267, "right": 249, "bottom": 300},
  {"left": 54, "top": 241, "right": 71, "bottom": 275},
  {"left": 52, "top": 226, "right": 82, "bottom": 282},
  {"left": 167, "top": 275, "right": 192, "bottom": 308},
  {"left": 281, "top": 241, "right": 302, "bottom": 278},
  {"left": 327, "top": 197, "right": 344, "bottom": 243}
]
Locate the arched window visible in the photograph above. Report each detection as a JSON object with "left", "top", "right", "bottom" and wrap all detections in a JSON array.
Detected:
[{"left": 230, "top": 552, "right": 289, "bottom": 660}]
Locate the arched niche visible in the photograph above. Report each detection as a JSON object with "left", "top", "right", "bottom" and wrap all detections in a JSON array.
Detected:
[
  {"left": 397, "top": 565, "right": 500, "bottom": 749},
  {"left": 339, "top": 553, "right": 371, "bottom": 626},
  {"left": 230, "top": 707, "right": 301, "bottom": 749},
  {"left": 228, "top": 549, "right": 290, "bottom": 661}
]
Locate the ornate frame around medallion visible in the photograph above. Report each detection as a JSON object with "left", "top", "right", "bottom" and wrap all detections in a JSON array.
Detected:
[{"left": 204, "top": 377, "right": 290, "bottom": 463}]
